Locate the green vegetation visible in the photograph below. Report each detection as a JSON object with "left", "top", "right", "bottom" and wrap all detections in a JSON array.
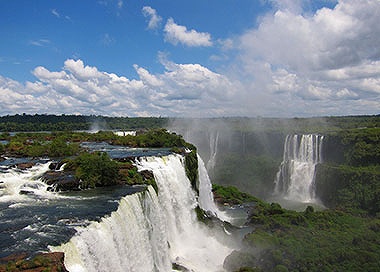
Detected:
[
  {"left": 0, "top": 252, "right": 67, "bottom": 272},
  {"left": 212, "top": 184, "right": 263, "bottom": 205},
  {"left": 216, "top": 185, "right": 380, "bottom": 272},
  {"left": 64, "top": 152, "right": 120, "bottom": 189},
  {"left": 316, "top": 164, "right": 380, "bottom": 215},
  {"left": 315, "top": 127, "right": 380, "bottom": 215},
  {"left": 0, "top": 114, "right": 168, "bottom": 132},
  {"left": 185, "top": 149, "right": 198, "bottom": 192},
  {"left": 214, "top": 154, "right": 280, "bottom": 198},
  {"left": 2, "top": 133, "right": 80, "bottom": 158},
  {"left": 0, "top": 128, "right": 197, "bottom": 194},
  {"left": 111, "top": 128, "right": 193, "bottom": 149},
  {"left": 118, "top": 161, "right": 158, "bottom": 192},
  {"left": 0, "top": 129, "right": 192, "bottom": 158}
]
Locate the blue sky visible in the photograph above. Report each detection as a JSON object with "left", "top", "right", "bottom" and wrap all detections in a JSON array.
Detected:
[{"left": 0, "top": 0, "right": 379, "bottom": 117}]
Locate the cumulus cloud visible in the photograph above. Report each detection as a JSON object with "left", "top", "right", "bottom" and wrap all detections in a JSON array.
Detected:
[
  {"left": 232, "top": 0, "right": 380, "bottom": 116},
  {"left": 142, "top": 6, "right": 162, "bottom": 30},
  {"left": 164, "top": 18, "right": 213, "bottom": 47},
  {"left": 1, "top": 1, "right": 379, "bottom": 118},
  {"left": 0, "top": 58, "right": 237, "bottom": 117}
]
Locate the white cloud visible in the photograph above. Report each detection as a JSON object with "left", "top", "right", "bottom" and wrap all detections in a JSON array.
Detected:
[
  {"left": 51, "top": 9, "right": 60, "bottom": 18},
  {"left": 29, "top": 39, "right": 51, "bottom": 47},
  {"left": 164, "top": 18, "right": 212, "bottom": 47},
  {"left": 268, "top": 0, "right": 304, "bottom": 14},
  {"left": 51, "top": 8, "right": 71, "bottom": 21},
  {"left": 231, "top": 0, "right": 380, "bottom": 116},
  {"left": 100, "top": 33, "right": 115, "bottom": 46},
  {"left": 142, "top": 6, "right": 162, "bottom": 30},
  {"left": 0, "top": 58, "right": 238, "bottom": 117}
]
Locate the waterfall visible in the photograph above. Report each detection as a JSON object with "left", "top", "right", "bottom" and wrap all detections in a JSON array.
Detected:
[
  {"left": 206, "top": 131, "right": 219, "bottom": 172},
  {"left": 198, "top": 154, "right": 230, "bottom": 222},
  {"left": 52, "top": 154, "right": 232, "bottom": 272},
  {"left": 274, "top": 134, "right": 323, "bottom": 203},
  {"left": 198, "top": 154, "right": 218, "bottom": 215}
]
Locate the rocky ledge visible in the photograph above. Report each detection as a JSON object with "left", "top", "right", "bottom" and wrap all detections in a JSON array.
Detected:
[{"left": 0, "top": 252, "right": 68, "bottom": 272}]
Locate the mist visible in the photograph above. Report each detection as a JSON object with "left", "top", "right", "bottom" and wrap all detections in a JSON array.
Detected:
[{"left": 167, "top": 117, "right": 289, "bottom": 200}]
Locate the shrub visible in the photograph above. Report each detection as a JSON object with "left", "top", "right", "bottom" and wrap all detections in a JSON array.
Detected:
[{"left": 68, "top": 152, "right": 119, "bottom": 189}]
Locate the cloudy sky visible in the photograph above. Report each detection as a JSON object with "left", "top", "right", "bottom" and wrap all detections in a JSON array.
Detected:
[{"left": 0, "top": 0, "right": 379, "bottom": 117}]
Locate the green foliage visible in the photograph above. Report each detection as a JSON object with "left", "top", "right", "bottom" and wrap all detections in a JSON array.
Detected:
[
  {"left": 49, "top": 137, "right": 79, "bottom": 157},
  {"left": 316, "top": 164, "right": 380, "bottom": 215},
  {"left": 67, "top": 152, "right": 120, "bottom": 189},
  {"left": 1, "top": 253, "right": 66, "bottom": 272},
  {"left": 0, "top": 114, "right": 168, "bottom": 132},
  {"left": 112, "top": 129, "right": 190, "bottom": 149},
  {"left": 337, "top": 128, "right": 380, "bottom": 166},
  {"left": 212, "top": 184, "right": 263, "bottom": 205},
  {"left": 185, "top": 149, "right": 198, "bottom": 192},
  {"left": 234, "top": 267, "right": 261, "bottom": 272},
  {"left": 229, "top": 195, "right": 380, "bottom": 272},
  {"left": 118, "top": 162, "right": 158, "bottom": 192},
  {"left": 214, "top": 154, "right": 280, "bottom": 198},
  {"left": 217, "top": 185, "right": 380, "bottom": 271}
]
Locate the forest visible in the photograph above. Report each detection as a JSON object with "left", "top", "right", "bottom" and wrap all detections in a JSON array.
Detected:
[
  {"left": 1, "top": 114, "right": 379, "bottom": 132},
  {"left": 0, "top": 114, "right": 168, "bottom": 131}
]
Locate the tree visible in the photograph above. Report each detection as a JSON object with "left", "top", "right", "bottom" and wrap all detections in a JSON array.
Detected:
[{"left": 70, "top": 152, "right": 120, "bottom": 189}]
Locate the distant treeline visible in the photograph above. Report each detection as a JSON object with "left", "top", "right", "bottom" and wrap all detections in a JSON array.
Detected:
[
  {"left": 171, "top": 115, "right": 380, "bottom": 134},
  {"left": 0, "top": 114, "right": 169, "bottom": 132},
  {"left": 0, "top": 113, "right": 379, "bottom": 132}
]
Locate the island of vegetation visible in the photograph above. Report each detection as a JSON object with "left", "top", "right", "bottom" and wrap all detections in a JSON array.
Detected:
[{"left": 0, "top": 128, "right": 197, "bottom": 191}]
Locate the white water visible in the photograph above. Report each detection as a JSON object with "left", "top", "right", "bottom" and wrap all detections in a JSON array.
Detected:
[
  {"left": 0, "top": 162, "right": 56, "bottom": 204},
  {"left": 274, "top": 134, "right": 324, "bottom": 203},
  {"left": 198, "top": 154, "right": 230, "bottom": 222},
  {"left": 53, "top": 154, "right": 232, "bottom": 272},
  {"left": 206, "top": 131, "right": 219, "bottom": 172}
]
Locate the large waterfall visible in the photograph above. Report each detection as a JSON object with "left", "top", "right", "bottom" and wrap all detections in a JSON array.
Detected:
[
  {"left": 52, "top": 154, "right": 232, "bottom": 272},
  {"left": 274, "top": 134, "right": 324, "bottom": 203}
]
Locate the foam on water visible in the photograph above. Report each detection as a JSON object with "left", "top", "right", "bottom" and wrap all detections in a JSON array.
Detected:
[{"left": 52, "top": 154, "right": 233, "bottom": 272}]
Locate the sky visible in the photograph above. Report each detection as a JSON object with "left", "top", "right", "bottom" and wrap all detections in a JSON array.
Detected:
[{"left": 0, "top": 0, "right": 379, "bottom": 117}]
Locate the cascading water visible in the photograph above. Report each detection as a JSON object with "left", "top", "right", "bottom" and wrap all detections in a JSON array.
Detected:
[
  {"left": 52, "top": 154, "right": 232, "bottom": 272},
  {"left": 274, "top": 134, "right": 324, "bottom": 203},
  {"left": 206, "top": 131, "right": 219, "bottom": 173},
  {"left": 52, "top": 186, "right": 171, "bottom": 272},
  {"left": 198, "top": 154, "right": 230, "bottom": 222},
  {"left": 0, "top": 162, "right": 54, "bottom": 204}
]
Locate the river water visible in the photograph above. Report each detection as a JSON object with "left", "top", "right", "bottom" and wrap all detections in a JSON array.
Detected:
[{"left": 0, "top": 142, "right": 252, "bottom": 272}]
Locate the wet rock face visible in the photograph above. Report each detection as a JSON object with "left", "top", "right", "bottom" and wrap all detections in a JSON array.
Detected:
[
  {"left": 41, "top": 170, "right": 80, "bottom": 191},
  {"left": 16, "top": 162, "right": 36, "bottom": 170},
  {"left": 0, "top": 252, "right": 68, "bottom": 272}
]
